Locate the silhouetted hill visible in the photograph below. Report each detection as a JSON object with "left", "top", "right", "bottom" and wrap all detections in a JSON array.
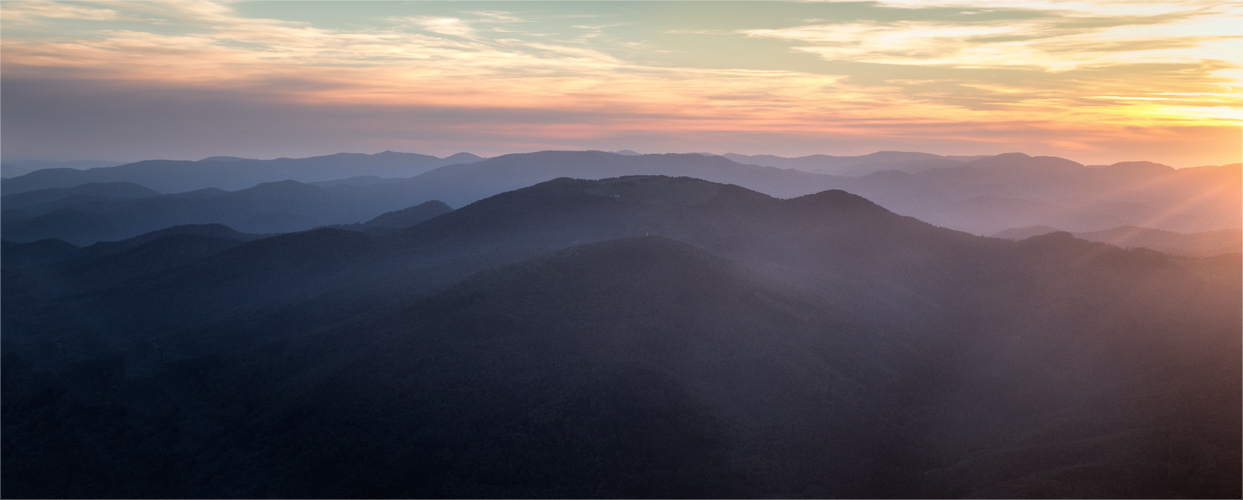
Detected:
[
  {"left": 0, "top": 208, "right": 118, "bottom": 246},
  {"left": 78, "top": 223, "right": 262, "bottom": 259},
  {"left": 2, "top": 176, "right": 982, "bottom": 365},
  {"left": 993, "top": 225, "right": 1243, "bottom": 257},
  {"left": 1, "top": 225, "right": 265, "bottom": 312},
  {"left": 0, "top": 159, "right": 124, "bottom": 178},
  {"left": 393, "top": 177, "right": 998, "bottom": 319},
  {"left": 1, "top": 182, "right": 160, "bottom": 211},
  {"left": 377, "top": 150, "right": 1243, "bottom": 234},
  {"left": 1, "top": 151, "right": 485, "bottom": 195},
  {"left": 372, "top": 150, "right": 840, "bottom": 208},
  {"left": 349, "top": 200, "right": 452, "bottom": 232},
  {"left": 309, "top": 175, "right": 401, "bottom": 188},
  {"left": 1, "top": 238, "right": 79, "bottom": 267},
  {"left": 991, "top": 225, "right": 1062, "bottom": 240},
  {"left": 171, "top": 236, "right": 920, "bottom": 497},
  {"left": 72, "top": 234, "right": 254, "bottom": 288},
  {"left": 199, "top": 156, "right": 253, "bottom": 162},
  {"left": 0, "top": 152, "right": 843, "bottom": 244},
  {"left": 1076, "top": 226, "right": 1243, "bottom": 256},
  {"left": 2, "top": 180, "right": 382, "bottom": 244},
  {"left": 925, "top": 195, "right": 1127, "bottom": 234}
]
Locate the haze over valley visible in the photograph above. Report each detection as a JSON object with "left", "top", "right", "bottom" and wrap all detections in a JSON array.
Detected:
[
  {"left": 2, "top": 148, "right": 1240, "bottom": 498},
  {"left": 2, "top": 1, "right": 1239, "bottom": 498}
]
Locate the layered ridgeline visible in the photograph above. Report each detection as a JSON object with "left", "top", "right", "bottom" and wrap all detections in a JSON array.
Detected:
[
  {"left": 0, "top": 159, "right": 125, "bottom": 179},
  {"left": 723, "top": 150, "right": 989, "bottom": 176},
  {"left": 994, "top": 225, "right": 1243, "bottom": 257},
  {"left": 0, "top": 181, "right": 453, "bottom": 245},
  {"left": 0, "top": 151, "right": 485, "bottom": 195},
  {"left": 3, "top": 176, "right": 1238, "bottom": 498},
  {"left": 2, "top": 150, "right": 1238, "bottom": 245}
]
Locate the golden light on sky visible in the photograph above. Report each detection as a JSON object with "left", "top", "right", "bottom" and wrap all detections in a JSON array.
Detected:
[{"left": 2, "top": 1, "right": 1239, "bottom": 166}]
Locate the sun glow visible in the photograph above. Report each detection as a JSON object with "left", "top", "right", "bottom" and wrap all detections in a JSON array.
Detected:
[{"left": 1, "top": 1, "right": 1238, "bottom": 164}]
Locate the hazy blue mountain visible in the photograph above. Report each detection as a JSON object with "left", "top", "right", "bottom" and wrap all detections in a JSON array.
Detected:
[
  {"left": 0, "top": 151, "right": 845, "bottom": 243},
  {"left": 994, "top": 225, "right": 1243, "bottom": 257},
  {"left": 1, "top": 151, "right": 485, "bottom": 195},
  {"left": 334, "top": 200, "right": 453, "bottom": 234},
  {"left": 2, "top": 180, "right": 388, "bottom": 244},
  {"left": 725, "top": 151, "right": 986, "bottom": 176},
  {"left": 991, "top": 225, "right": 1062, "bottom": 240},
  {"left": 76, "top": 223, "right": 263, "bottom": 258},
  {"left": 0, "top": 164, "right": 33, "bottom": 179},
  {"left": 839, "top": 154, "right": 1241, "bottom": 234},
  {"left": 370, "top": 150, "right": 843, "bottom": 207},
  {"left": 919, "top": 195, "right": 1129, "bottom": 233},
  {"left": 0, "top": 159, "right": 125, "bottom": 178},
  {"left": 5, "top": 150, "right": 1238, "bottom": 245},
  {"left": 309, "top": 175, "right": 404, "bottom": 188},
  {"left": 1, "top": 182, "right": 161, "bottom": 211},
  {"left": 198, "top": 156, "right": 255, "bottom": 162},
  {"left": 374, "top": 150, "right": 1241, "bottom": 235},
  {"left": 1074, "top": 226, "right": 1243, "bottom": 256},
  {"left": 360, "top": 200, "right": 451, "bottom": 228}
]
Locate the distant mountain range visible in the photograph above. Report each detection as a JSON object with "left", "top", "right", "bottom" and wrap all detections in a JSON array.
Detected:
[
  {"left": 1, "top": 151, "right": 484, "bottom": 195},
  {"left": 2, "top": 179, "right": 452, "bottom": 245},
  {"left": 1, "top": 182, "right": 162, "bottom": 211},
  {"left": 3, "top": 180, "right": 358, "bottom": 245},
  {"left": 724, "top": 151, "right": 989, "bottom": 176},
  {"left": 0, "top": 159, "right": 125, "bottom": 179},
  {"left": 3, "top": 150, "right": 1238, "bottom": 245},
  {"left": 3, "top": 175, "right": 1237, "bottom": 498},
  {"left": 993, "top": 225, "right": 1243, "bottom": 257}
]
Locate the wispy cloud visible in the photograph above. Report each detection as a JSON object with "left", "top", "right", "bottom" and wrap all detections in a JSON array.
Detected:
[
  {"left": 1, "top": 1, "right": 130, "bottom": 23},
  {"left": 1, "top": 0, "right": 1238, "bottom": 164},
  {"left": 742, "top": 9, "right": 1239, "bottom": 72}
]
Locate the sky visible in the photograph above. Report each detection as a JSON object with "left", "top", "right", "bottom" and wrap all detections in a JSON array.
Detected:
[{"left": 1, "top": 0, "right": 1240, "bottom": 167}]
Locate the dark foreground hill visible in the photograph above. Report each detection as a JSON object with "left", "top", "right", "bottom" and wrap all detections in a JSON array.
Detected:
[{"left": 2, "top": 176, "right": 1238, "bottom": 498}]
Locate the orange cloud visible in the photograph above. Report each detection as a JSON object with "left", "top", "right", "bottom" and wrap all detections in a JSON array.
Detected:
[{"left": 1, "top": 1, "right": 1238, "bottom": 165}]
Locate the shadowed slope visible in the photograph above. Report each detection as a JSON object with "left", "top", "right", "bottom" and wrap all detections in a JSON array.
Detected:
[
  {"left": 4, "top": 237, "right": 914, "bottom": 497},
  {"left": 1, "top": 175, "right": 1237, "bottom": 498}
]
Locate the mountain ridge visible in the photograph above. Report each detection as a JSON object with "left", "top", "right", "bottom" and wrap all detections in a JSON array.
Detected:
[
  {"left": 2, "top": 173, "right": 1238, "bottom": 498},
  {"left": 1, "top": 151, "right": 486, "bottom": 195},
  {"left": 5, "top": 150, "right": 1237, "bottom": 243}
]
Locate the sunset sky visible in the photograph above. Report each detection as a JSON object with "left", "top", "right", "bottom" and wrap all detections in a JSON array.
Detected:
[{"left": 2, "top": 1, "right": 1239, "bottom": 166}]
